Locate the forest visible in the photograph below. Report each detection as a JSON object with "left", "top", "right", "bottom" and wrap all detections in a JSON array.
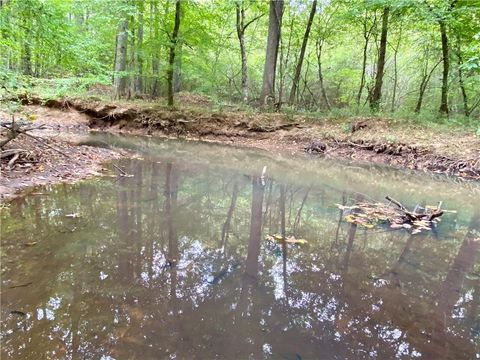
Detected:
[
  {"left": 1, "top": 0, "right": 479, "bottom": 119},
  {"left": 1, "top": 1, "right": 480, "bottom": 359}
]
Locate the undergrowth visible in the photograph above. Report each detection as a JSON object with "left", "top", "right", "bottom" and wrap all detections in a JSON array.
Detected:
[{"left": 1, "top": 73, "right": 478, "bottom": 135}]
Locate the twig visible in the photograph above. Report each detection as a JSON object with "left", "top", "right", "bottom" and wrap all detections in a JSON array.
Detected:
[
  {"left": 111, "top": 162, "right": 127, "bottom": 175},
  {"left": 7, "top": 153, "right": 20, "bottom": 168},
  {"left": 347, "top": 141, "right": 373, "bottom": 149},
  {"left": 385, "top": 195, "right": 407, "bottom": 211},
  {"left": 1, "top": 149, "right": 27, "bottom": 159},
  {"left": 20, "top": 131, "right": 70, "bottom": 158},
  {"left": 9, "top": 282, "right": 32, "bottom": 288}
]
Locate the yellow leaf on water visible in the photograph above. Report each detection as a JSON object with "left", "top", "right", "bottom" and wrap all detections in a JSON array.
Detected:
[
  {"left": 345, "top": 215, "right": 356, "bottom": 223},
  {"left": 285, "top": 236, "right": 308, "bottom": 245}
]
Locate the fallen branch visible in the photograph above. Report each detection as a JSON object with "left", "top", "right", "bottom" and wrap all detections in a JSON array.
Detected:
[{"left": 1, "top": 149, "right": 28, "bottom": 159}]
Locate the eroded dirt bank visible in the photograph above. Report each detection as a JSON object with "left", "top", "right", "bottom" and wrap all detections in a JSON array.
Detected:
[
  {"left": 24, "top": 96, "right": 479, "bottom": 179},
  {"left": 2, "top": 95, "right": 479, "bottom": 200},
  {"left": 0, "top": 105, "right": 127, "bottom": 200}
]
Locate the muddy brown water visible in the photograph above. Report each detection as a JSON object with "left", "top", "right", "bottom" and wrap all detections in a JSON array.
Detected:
[{"left": 1, "top": 135, "right": 479, "bottom": 359}]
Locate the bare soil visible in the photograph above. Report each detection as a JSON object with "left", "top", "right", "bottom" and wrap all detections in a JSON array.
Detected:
[
  {"left": 2, "top": 95, "right": 479, "bottom": 201},
  {"left": 0, "top": 106, "right": 127, "bottom": 200}
]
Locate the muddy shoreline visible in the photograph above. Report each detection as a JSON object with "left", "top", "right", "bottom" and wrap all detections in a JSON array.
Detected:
[
  {"left": 0, "top": 105, "right": 127, "bottom": 201},
  {"left": 1, "top": 96, "right": 479, "bottom": 200},
  {"left": 31, "top": 97, "right": 480, "bottom": 177}
]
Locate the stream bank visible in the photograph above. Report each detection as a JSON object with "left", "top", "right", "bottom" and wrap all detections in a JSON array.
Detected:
[
  {"left": 29, "top": 96, "right": 480, "bottom": 176},
  {"left": 0, "top": 106, "right": 127, "bottom": 200},
  {"left": 1, "top": 95, "right": 479, "bottom": 200}
]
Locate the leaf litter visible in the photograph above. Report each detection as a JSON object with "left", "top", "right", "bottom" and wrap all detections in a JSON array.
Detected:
[{"left": 336, "top": 196, "right": 446, "bottom": 234}]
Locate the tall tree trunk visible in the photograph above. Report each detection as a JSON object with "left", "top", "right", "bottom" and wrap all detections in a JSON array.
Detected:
[
  {"left": 261, "top": 0, "right": 284, "bottom": 106},
  {"left": 113, "top": 19, "right": 128, "bottom": 99},
  {"left": 288, "top": 0, "right": 316, "bottom": 105},
  {"left": 439, "top": 20, "right": 449, "bottom": 115},
  {"left": 368, "top": 6, "right": 389, "bottom": 111},
  {"left": 136, "top": 1, "right": 144, "bottom": 94},
  {"left": 236, "top": 2, "right": 248, "bottom": 103},
  {"left": 167, "top": 0, "right": 181, "bottom": 106},
  {"left": 151, "top": 0, "right": 160, "bottom": 97},
  {"left": 316, "top": 41, "right": 331, "bottom": 111}
]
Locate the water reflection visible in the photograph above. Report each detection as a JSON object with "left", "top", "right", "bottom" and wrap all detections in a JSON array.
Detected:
[{"left": 1, "top": 142, "right": 479, "bottom": 359}]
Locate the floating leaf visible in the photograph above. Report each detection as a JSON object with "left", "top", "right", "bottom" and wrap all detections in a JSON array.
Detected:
[
  {"left": 24, "top": 242, "right": 37, "bottom": 247},
  {"left": 285, "top": 236, "right": 308, "bottom": 245}
]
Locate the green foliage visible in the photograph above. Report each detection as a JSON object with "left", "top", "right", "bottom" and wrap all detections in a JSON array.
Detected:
[{"left": 0, "top": 0, "right": 478, "bottom": 121}]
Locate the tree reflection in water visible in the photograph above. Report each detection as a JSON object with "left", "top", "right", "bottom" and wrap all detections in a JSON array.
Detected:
[{"left": 1, "top": 157, "right": 479, "bottom": 360}]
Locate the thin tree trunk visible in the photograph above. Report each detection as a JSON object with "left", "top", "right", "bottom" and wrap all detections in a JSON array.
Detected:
[
  {"left": 136, "top": 1, "right": 144, "bottom": 94},
  {"left": 278, "top": 14, "right": 294, "bottom": 106},
  {"left": 439, "top": 20, "right": 449, "bottom": 115},
  {"left": 455, "top": 40, "right": 469, "bottom": 116},
  {"left": 390, "top": 24, "right": 402, "bottom": 113},
  {"left": 151, "top": 0, "right": 160, "bottom": 97},
  {"left": 113, "top": 19, "right": 128, "bottom": 99},
  {"left": 357, "top": 37, "right": 369, "bottom": 107},
  {"left": 236, "top": 3, "right": 248, "bottom": 103},
  {"left": 128, "top": 15, "right": 135, "bottom": 99},
  {"left": 167, "top": 0, "right": 181, "bottom": 106},
  {"left": 21, "top": 22, "right": 32, "bottom": 76},
  {"left": 357, "top": 11, "right": 375, "bottom": 108},
  {"left": 288, "top": 0, "right": 316, "bottom": 105},
  {"left": 316, "top": 41, "right": 331, "bottom": 111},
  {"left": 414, "top": 58, "right": 441, "bottom": 113},
  {"left": 261, "top": 0, "right": 284, "bottom": 106},
  {"left": 293, "top": 188, "right": 309, "bottom": 233},
  {"left": 235, "top": 5, "right": 262, "bottom": 103},
  {"left": 368, "top": 6, "right": 389, "bottom": 111},
  {"left": 343, "top": 223, "right": 357, "bottom": 270},
  {"left": 221, "top": 182, "right": 239, "bottom": 252}
]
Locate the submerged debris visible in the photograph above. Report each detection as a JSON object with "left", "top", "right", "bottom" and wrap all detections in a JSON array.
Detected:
[{"left": 336, "top": 196, "right": 445, "bottom": 234}]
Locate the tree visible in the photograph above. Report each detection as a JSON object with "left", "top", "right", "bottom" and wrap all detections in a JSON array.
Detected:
[
  {"left": 423, "top": 0, "right": 458, "bottom": 115},
  {"left": 368, "top": 6, "right": 390, "bottom": 111},
  {"left": 314, "top": 2, "right": 339, "bottom": 111},
  {"left": 136, "top": 0, "right": 144, "bottom": 95},
  {"left": 235, "top": 1, "right": 263, "bottom": 103},
  {"left": 414, "top": 57, "right": 442, "bottom": 113},
  {"left": 167, "top": 0, "right": 181, "bottom": 106},
  {"left": 356, "top": 8, "right": 377, "bottom": 108},
  {"left": 261, "top": 0, "right": 284, "bottom": 106},
  {"left": 288, "top": 0, "right": 316, "bottom": 105},
  {"left": 113, "top": 19, "right": 128, "bottom": 99}
]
